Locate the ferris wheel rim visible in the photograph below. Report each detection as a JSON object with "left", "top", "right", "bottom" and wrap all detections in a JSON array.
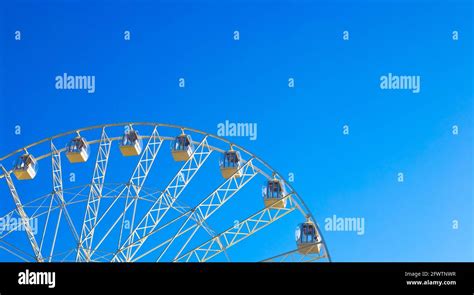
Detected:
[{"left": 0, "top": 122, "right": 332, "bottom": 262}]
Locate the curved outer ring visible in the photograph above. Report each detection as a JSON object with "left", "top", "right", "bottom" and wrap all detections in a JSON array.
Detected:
[{"left": 0, "top": 122, "right": 332, "bottom": 261}]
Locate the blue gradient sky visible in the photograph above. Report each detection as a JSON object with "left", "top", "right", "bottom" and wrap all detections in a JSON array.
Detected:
[{"left": 0, "top": 0, "right": 472, "bottom": 261}]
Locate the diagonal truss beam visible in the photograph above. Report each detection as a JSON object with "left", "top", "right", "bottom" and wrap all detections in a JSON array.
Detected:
[
  {"left": 156, "top": 159, "right": 258, "bottom": 261},
  {"left": 88, "top": 127, "right": 163, "bottom": 258},
  {"left": 175, "top": 193, "right": 297, "bottom": 262},
  {"left": 50, "top": 142, "right": 79, "bottom": 257},
  {"left": 127, "top": 159, "right": 257, "bottom": 262},
  {"left": 113, "top": 137, "right": 212, "bottom": 262},
  {"left": 0, "top": 210, "right": 21, "bottom": 239},
  {"left": 118, "top": 127, "right": 163, "bottom": 246},
  {"left": 119, "top": 198, "right": 222, "bottom": 262},
  {"left": 76, "top": 129, "right": 112, "bottom": 261},
  {"left": 0, "top": 165, "right": 44, "bottom": 262},
  {"left": 39, "top": 180, "right": 56, "bottom": 258},
  {"left": 0, "top": 239, "right": 35, "bottom": 262}
]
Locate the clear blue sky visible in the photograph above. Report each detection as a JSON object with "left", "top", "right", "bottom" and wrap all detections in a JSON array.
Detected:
[{"left": 0, "top": 0, "right": 472, "bottom": 262}]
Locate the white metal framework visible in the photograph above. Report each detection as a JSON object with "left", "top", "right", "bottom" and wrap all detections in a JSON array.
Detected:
[
  {"left": 77, "top": 128, "right": 112, "bottom": 262},
  {"left": 0, "top": 165, "right": 43, "bottom": 262},
  {"left": 0, "top": 123, "right": 331, "bottom": 262}
]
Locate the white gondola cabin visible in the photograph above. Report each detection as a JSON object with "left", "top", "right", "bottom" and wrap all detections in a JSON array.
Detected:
[
  {"left": 171, "top": 134, "right": 194, "bottom": 162},
  {"left": 295, "top": 222, "right": 321, "bottom": 254},
  {"left": 66, "top": 137, "right": 90, "bottom": 163},
  {"left": 219, "top": 150, "right": 242, "bottom": 179},
  {"left": 119, "top": 129, "right": 143, "bottom": 156},
  {"left": 13, "top": 154, "right": 38, "bottom": 180},
  {"left": 262, "top": 178, "right": 287, "bottom": 208}
]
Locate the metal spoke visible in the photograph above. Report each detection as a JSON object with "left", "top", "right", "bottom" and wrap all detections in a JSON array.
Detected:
[
  {"left": 50, "top": 143, "right": 80, "bottom": 257},
  {"left": 49, "top": 204, "right": 63, "bottom": 262},
  {"left": 114, "top": 136, "right": 212, "bottom": 262},
  {"left": 175, "top": 193, "right": 297, "bottom": 262},
  {"left": 39, "top": 189, "right": 55, "bottom": 254},
  {"left": 0, "top": 210, "right": 21, "bottom": 239},
  {"left": 129, "top": 160, "right": 256, "bottom": 262},
  {"left": 0, "top": 165, "right": 44, "bottom": 262},
  {"left": 77, "top": 128, "right": 112, "bottom": 262},
  {"left": 117, "top": 127, "right": 163, "bottom": 249},
  {"left": 89, "top": 127, "right": 163, "bottom": 258},
  {"left": 0, "top": 239, "right": 36, "bottom": 262},
  {"left": 157, "top": 159, "right": 258, "bottom": 261},
  {"left": 129, "top": 201, "right": 220, "bottom": 261}
]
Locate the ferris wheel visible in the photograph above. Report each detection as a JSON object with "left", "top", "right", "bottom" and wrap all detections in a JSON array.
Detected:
[{"left": 0, "top": 123, "right": 331, "bottom": 263}]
